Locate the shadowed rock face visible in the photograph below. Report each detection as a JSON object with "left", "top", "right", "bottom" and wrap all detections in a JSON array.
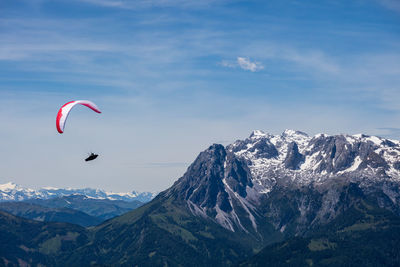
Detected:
[
  {"left": 167, "top": 144, "right": 261, "bottom": 233},
  {"left": 231, "top": 137, "right": 279, "bottom": 159},
  {"left": 308, "top": 135, "right": 358, "bottom": 173},
  {"left": 172, "top": 144, "right": 253, "bottom": 216},
  {"left": 360, "top": 151, "right": 389, "bottom": 170},
  {"left": 172, "top": 144, "right": 228, "bottom": 212},
  {"left": 224, "top": 153, "right": 253, "bottom": 198},
  {"left": 284, "top": 142, "right": 304, "bottom": 170},
  {"left": 394, "top": 162, "right": 400, "bottom": 170}
]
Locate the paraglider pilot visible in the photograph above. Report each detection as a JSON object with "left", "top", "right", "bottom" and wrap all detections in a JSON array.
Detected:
[{"left": 85, "top": 153, "right": 98, "bottom": 161}]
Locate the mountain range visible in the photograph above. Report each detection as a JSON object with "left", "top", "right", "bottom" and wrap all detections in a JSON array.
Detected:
[
  {"left": 1, "top": 129, "right": 400, "bottom": 266},
  {"left": 0, "top": 194, "right": 144, "bottom": 227},
  {"left": 0, "top": 201, "right": 103, "bottom": 227},
  {"left": 0, "top": 183, "right": 153, "bottom": 227},
  {"left": 0, "top": 182, "right": 157, "bottom": 203}
]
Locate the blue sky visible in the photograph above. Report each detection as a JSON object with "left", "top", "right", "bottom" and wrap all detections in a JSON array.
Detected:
[{"left": 0, "top": 0, "right": 399, "bottom": 192}]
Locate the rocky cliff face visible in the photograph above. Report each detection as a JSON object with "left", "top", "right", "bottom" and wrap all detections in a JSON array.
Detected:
[
  {"left": 169, "top": 144, "right": 257, "bottom": 232},
  {"left": 169, "top": 130, "right": 400, "bottom": 234}
]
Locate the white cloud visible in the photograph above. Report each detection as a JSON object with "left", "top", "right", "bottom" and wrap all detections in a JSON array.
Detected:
[
  {"left": 237, "top": 57, "right": 264, "bottom": 72},
  {"left": 77, "top": 0, "right": 129, "bottom": 8},
  {"left": 281, "top": 49, "right": 340, "bottom": 74},
  {"left": 220, "top": 57, "right": 264, "bottom": 72},
  {"left": 220, "top": 60, "right": 236, "bottom": 68}
]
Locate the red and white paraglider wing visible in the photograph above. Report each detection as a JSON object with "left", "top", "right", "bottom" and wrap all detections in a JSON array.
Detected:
[{"left": 56, "top": 100, "right": 101, "bottom": 134}]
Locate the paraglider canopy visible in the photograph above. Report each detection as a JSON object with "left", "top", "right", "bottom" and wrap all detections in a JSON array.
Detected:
[
  {"left": 85, "top": 153, "right": 98, "bottom": 162},
  {"left": 56, "top": 100, "right": 101, "bottom": 134},
  {"left": 56, "top": 100, "right": 102, "bottom": 163}
]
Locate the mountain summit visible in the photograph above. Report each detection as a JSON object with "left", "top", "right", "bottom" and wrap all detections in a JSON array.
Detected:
[{"left": 169, "top": 130, "right": 400, "bottom": 234}]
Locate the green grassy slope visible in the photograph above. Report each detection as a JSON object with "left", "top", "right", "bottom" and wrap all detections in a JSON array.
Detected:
[
  {"left": 60, "top": 193, "right": 262, "bottom": 266},
  {"left": 239, "top": 198, "right": 400, "bottom": 267},
  {"left": 0, "top": 211, "right": 89, "bottom": 266}
]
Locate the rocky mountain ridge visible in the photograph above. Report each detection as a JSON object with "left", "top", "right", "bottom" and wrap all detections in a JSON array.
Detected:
[
  {"left": 231, "top": 129, "right": 400, "bottom": 187},
  {"left": 175, "top": 130, "right": 400, "bottom": 233}
]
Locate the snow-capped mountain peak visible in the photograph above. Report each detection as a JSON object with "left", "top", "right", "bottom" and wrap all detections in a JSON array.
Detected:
[
  {"left": 282, "top": 129, "right": 308, "bottom": 137},
  {"left": 0, "top": 183, "right": 157, "bottom": 203},
  {"left": 229, "top": 130, "right": 400, "bottom": 182},
  {"left": 0, "top": 182, "right": 18, "bottom": 191},
  {"left": 249, "top": 130, "right": 266, "bottom": 138},
  {"left": 173, "top": 130, "right": 400, "bottom": 233}
]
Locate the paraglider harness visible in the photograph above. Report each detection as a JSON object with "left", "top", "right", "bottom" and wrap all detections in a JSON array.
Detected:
[{"left": 85, "top": 153, "right": 98, "bottom": 161}]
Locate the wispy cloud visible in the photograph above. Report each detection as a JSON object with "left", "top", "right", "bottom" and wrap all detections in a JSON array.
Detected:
[
  {"left": 220, "top": 60, "right": 236, "bottom": 68},
  {"left": 76, "top": 0, "right": 227, "bottom": 9},
  {"left": 235, "top": 42, "right": 340, "bottom": 75},
  {"left": 220, "top": 57, "right": 264, "bottom": 72},
  {"left": 377, "top": 0, "right": 400, "bottom": 13},
  {"left": 135, "top": 162, "right": 190, "bottom": 168},
  {"left": 282, "top": 49, "right": 340, "bottom": 74},
  {"left": 375, "top": 127, "right": 400, "bottom": 139},
  {"left": 78, "top": 0, "right": 126, "bottom": 8}
]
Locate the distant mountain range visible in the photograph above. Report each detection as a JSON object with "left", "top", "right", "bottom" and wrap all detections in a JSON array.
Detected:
[
  {"left": 1, "top": 130, "right": 400, "bottom": 266},
  {"left": 26, "top": 194, "right": 144, "bottom": 221},
  {"left": 0, "top": 183, "right": 154, "bottom": 227},
  {"left": 0, "top": 201, "right": 103, "bottom": 227},
  {"left": 0, "top": 194, "right": 144, "bottom": 227},
  {"left": 0, "top": 182, "right": 157, "bottom": 203}
]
